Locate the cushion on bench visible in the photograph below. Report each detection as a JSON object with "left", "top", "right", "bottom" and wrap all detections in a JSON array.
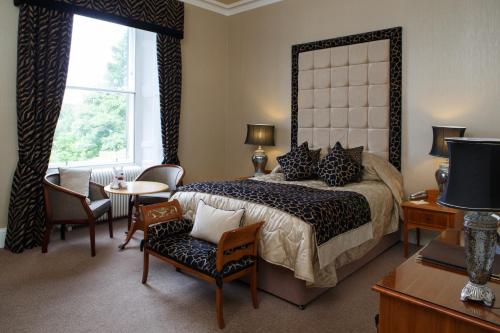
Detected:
[
  {"left": 147, "top": 233, "right": 255, "bottom": 278},
  {"left": 148, "top": 218, "right": 193, "bottom": 242}
]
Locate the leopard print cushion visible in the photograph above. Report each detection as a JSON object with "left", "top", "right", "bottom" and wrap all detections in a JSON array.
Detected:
[
  {"left": 277, "top": 142, "right": 315, "bottom": 181},
  {"left": 309, "top": 148, "right": 321, "bottom": 163},
  {"left": 148, "top": 218, "right": 194, "bottom": 242},
  {"left": 316, "top": 143, "right": 363, "bottom": 187},
  {"left": 335, "top": 142, "right": 364, "bottom": 181},
  {"left": 147, "top": 233, "right": 255, "bottom": 278}
]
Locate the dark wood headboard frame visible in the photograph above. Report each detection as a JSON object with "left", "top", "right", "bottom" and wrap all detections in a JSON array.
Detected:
[{"left": 291, "top": 27, "right": 402, "bottom": 170}]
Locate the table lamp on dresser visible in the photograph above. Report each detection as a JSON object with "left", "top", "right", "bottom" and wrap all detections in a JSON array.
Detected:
[
  {"left": 438, "top": 137, "right": 500, "bottom": 307},
  {"left": 429, "top": 125, "right": 466, "bottom": 194},
  {"left": 244, "top": 124, "right": 275, "bottom": 176}
]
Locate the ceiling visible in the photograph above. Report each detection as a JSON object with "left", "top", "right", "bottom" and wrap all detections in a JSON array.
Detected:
[{"left": 181, "top": 0, "right": 283, "bottom": 16}]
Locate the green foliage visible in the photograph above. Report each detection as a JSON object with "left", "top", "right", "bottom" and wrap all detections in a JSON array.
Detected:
[{"left": 51, "top": 33, "right": 130, "bottom": 164}]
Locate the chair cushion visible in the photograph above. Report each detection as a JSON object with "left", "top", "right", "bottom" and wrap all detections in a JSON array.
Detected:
[
  {"left": 89, "top": 199, "right": 111, "bottom": 218},
  {"left": 147, "top": 233, "right": 255, "bottom": 278},
  {"left": 135, "top": 192, "right": 171, "bottom": 205},
  {"left": 59, "top": 167, "right": 91, "bottom": 202}
]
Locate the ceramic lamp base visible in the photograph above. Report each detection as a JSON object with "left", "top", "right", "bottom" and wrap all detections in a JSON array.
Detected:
[{"left": 252, "top": 146, "right": 268, "bottom": 176}]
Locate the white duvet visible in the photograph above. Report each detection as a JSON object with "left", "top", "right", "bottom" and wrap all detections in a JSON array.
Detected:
[{"left": 171, "top": 152, "right": 404, "bottom": 287}]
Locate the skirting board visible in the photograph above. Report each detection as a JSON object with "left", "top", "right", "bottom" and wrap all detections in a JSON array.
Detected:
[{"left": 0, "top": 228, "right": 6, "bottom": 248}]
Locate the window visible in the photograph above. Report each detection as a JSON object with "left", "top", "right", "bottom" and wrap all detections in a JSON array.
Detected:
[{"left": 50, "top": 15, "right": 136, "bottom": 167}]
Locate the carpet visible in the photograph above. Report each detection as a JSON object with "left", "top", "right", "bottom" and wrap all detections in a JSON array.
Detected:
[{"left": 0, "top": 220, "right": 418, "bottom": 333}]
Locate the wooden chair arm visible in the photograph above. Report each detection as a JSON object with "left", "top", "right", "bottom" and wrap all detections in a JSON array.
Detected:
[
  {"left": 216, "top": 221, "right": 265, "bottom": 272},
  {"left": 43, "top": 179, "right": 88, "bottom": 200}
]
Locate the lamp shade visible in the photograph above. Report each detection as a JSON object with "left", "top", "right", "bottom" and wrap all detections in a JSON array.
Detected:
[
  {"left": 244, "top": 124, "right": 275, "bottom": 146},
  {"left": 438, "top": 138, "right": 500, "bottom": 211},
  {"left": 429, "top": 126, "right": 466, "bottom": 158}
]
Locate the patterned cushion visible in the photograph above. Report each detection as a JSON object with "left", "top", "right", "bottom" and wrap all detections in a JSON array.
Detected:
[
  {"left": 334, "top": 141, "right": 364, "bottom": 182},
  {"left": 316, "top": 143, "right": 363, "bottom": 187},
  {"left": 277, "top": 142, "right": 315, "bottom": 181},
  {"left": 309, "top": 148, "right": 322, "bottom": 163},
  {"left": 147, "top": 233, "right": 255, "bottom": 278},
  {"left": 148, "top": 219, "right": 194, "bottom": 243}
]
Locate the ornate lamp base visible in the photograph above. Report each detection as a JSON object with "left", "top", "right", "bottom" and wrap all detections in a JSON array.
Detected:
[
  {"left": 252, "top": 146, "right": 268, "bottom": 176},
  {"left": 462, "top": 211, "right": 498, "bottom": 307},
  {"left": 461, "top": 281, "right": 495, "bottom": 307}
]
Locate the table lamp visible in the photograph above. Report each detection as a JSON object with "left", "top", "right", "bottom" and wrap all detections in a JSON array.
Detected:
[
  {"left": 438, "top": 138, "right": 500, "bottom": 307},
  {"left": 429, "top": 126, "right": 466, "bottom": 194},
  {"left": 244, "top": 124, "right": 275, "bottom": 176}
]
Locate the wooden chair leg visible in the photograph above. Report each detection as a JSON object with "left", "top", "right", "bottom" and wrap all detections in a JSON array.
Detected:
[
  {"left": 89, "top": 219, "right": 96, "bottom": 257},
  {"left": 250, "top": 265, "right": 258, "bottom": 309},
  {"left": 216, "top": 286, "right": 225, "bottom": 329},
  {"left": 107, "top": 206, "right": 113, "bottom": 238},
  {"left": 142, "top": 250, "right": 149, "bottom": 284},
  {"left": 127, "top": 198, "right": 133, "bottom": 230},
  {"left": 60, "top": 224, "right": 66, "bottom": 240},
  {"left": 42, "top": 222, "right": 53, "bottom": 253}
]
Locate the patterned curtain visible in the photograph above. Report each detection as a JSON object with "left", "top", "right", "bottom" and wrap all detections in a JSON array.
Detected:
[
  {"left": 6, "top": 4, "right": 73, "bottom": 252},
  {"left": 157, "top": 34, "right": 182, "bottom": 165}
]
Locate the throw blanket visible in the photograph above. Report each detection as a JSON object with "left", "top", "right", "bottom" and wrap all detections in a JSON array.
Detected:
[{"left": 177, "top": 180, "right": 371, "bottom": 246}]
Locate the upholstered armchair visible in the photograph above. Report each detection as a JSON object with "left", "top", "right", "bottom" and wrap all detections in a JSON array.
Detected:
[
  {"left": 127, "top": 164, "right": 185, "bottom": 228},
  {"left": 42, "top": 173, "right": 113, "bottom": 257}
]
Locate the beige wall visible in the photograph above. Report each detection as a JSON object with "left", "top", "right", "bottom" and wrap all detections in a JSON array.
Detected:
[
  {"left": 179, "top": 5, "right": 228, "bottom": 182},
  {"left": 0, "top": 4, "right": 227, "bottom": 229},
  {"left": 226, "top": 0, "right": 500, "bottom": 196},
  {"left": 0, "top": 2, "right": 20, "bottom": 230}
]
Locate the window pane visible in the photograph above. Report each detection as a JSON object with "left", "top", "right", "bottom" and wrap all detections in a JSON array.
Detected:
[
  {"left": 50, "top": 89, "right": 133, "bottom": 165},
  {"left": 66, "top": 15, "right": 133, "bottom": 91}
]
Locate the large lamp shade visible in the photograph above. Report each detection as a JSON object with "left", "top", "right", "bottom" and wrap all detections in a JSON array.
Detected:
[
  {"left": 244, "top": 124, "right": 275, "bottom": 146},
  {"left": 438, "top": 138, "right": 500, "bottom": 211},
  {"left": 429, "top": 126, "right": 466, "bottom": 158}
]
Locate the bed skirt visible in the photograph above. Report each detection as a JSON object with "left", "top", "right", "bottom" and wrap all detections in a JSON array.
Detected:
[{"left": 252, "top": 231, "right": 401, "bottom": 308}]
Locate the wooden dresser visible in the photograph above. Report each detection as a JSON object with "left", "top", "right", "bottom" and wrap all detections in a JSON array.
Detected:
[{"left": 373, "top": 230, "right": 500, "bottom": 333}]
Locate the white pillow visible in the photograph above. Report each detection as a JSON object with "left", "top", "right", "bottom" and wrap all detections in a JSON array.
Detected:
[
  {"left": 190, "top": 200, "right": 245, "bottom": 244},
  {"left": 59, "top": 167, "right": 92, "bottom": 202}
]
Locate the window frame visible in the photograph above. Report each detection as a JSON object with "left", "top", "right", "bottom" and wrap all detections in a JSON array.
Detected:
[{"left": 49, "top": 18, "right": 137, "bottom": 169}]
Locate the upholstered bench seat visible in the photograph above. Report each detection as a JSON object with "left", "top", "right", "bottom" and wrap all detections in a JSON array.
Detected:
[{"left": 147, "top": 233, "right": 255, "bottom": 278}]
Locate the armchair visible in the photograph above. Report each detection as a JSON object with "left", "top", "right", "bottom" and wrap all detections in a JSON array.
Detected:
[
  {"left": 42, "top": 173, "right": 113, "bottom": 257},
  {"left": 140, "top": 200, "right": 264, "bottom": 329},
  {"left": 127, "top": 164, "right": 184, "bottom": 229}
]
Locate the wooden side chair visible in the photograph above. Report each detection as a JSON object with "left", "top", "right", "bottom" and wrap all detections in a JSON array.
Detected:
[
  {"left": 140, "top": 200, "right": 264, "bottom": 329},
  {"left": 42, "top": 173, "right": 113, "bottom": 257},
  {"left": 127, "top": 164, "right": 184, "bottom": 229}
]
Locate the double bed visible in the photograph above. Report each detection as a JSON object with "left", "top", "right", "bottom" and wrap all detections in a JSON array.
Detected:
[{"left": 172, "top": 27, "right": 403, "bottom": 307}]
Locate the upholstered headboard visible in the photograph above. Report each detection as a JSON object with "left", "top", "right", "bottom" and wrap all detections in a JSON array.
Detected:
[{"left": 291, "top": 27, "right": 402, "bottom": 170}]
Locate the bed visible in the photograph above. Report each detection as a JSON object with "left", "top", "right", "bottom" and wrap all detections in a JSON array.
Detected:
[{"left": 172, "top": 27, "right": 403, "bottom": 307}]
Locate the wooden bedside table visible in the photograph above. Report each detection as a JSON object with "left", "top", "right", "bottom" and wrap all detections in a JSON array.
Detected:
[
  {"left": 236, "top": 170, "right": 271, "bottom": 180},
  {"left": 402, "top": 190, "right": 463, "bottom": 257}
]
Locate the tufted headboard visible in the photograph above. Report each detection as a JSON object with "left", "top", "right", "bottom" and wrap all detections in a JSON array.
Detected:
[{"left": 291, "top": 27, "right": 402, "bottom": 170}]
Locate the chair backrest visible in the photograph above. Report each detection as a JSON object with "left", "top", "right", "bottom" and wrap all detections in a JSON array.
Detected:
[
  {"left": 45, "top": 173, "right": 61, "bottom": 186},
  {"left": 140, "top": 200, "right": 184, "bottom": 240},
  {"left": 136, "top": 164, "right": 185, "bottom": 191}
]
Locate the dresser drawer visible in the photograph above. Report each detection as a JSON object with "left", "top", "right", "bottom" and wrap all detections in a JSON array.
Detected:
[{"left": 407, "top": 209, "right": 450, "bottom": 228}]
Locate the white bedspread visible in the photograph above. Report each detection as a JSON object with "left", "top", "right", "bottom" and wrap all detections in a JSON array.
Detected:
[{"left": 171, "top": 153, "right": 403, "bottom": 287}]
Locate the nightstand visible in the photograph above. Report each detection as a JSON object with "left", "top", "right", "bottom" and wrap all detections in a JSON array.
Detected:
[{"left": 402, "top": 190, "right": 463, "bottom": 257}]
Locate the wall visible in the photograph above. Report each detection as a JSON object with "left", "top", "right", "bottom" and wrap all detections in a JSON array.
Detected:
[
  {"left": 226, "top": 0, "right": 500, "bottom": 196},
  {"left": 0, "top": 2, "right": 20, "bottom": 234},
  {"left": 0, "top": 3, "right": 228, "bottom": 232}
]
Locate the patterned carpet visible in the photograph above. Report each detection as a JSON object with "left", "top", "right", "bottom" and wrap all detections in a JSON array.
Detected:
[{"left": 0, "top": 220, "right": 418, "bottom": 333}]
